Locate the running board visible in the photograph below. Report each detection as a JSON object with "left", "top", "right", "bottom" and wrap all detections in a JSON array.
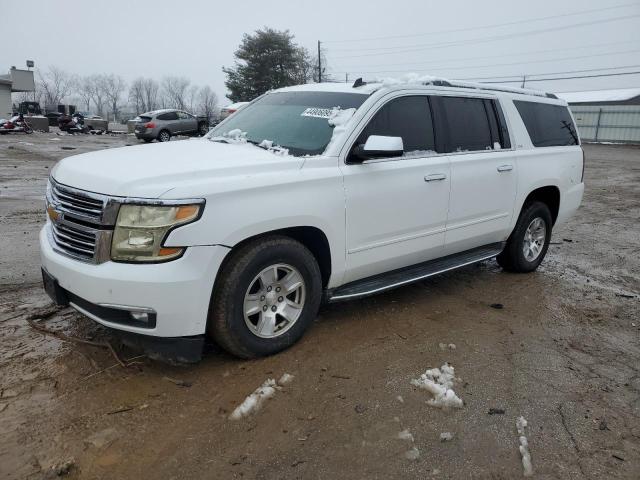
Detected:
[{"left": 326, "top": 242, "right": 505, "bottom": 302}]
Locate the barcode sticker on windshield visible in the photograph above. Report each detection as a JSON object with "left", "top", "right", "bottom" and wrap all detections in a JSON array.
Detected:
[{"left": 301, "top": 108, "right": 334, "bottom": 119}]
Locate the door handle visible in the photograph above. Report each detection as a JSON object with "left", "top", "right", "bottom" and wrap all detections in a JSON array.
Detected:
[
  {"left": 424, "top": 173, "right": 447, "bottom": 182},
  {"left": 497, "top": 164, "right": 513, "bottom": 172}
]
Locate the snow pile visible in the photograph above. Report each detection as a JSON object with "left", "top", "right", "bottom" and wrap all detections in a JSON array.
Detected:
[
  {"left": 411, "top": 364, "right": 463, "bottom": 409},
  {"left": 229, "top": 374, "right": 294, "bottom": 420},
  {"left": 516, "top": 416, "right": 533, "bottom": 477},
  {"left": 440, "top": 432, "right": 454, "bottom": 442},
  {"left": 258, "top": 139, "right": 289, "bottom": 156},
  {"left": 397, "top": 429, "right": 414, "bottom": 442},
  {"left": 278, "top": 373, "right": 294, "bottom": 385},
  {"left": 222, "top": 128, "right": 247, "bottom": 143},
  {"left": 324, "top": 107, "right": 357, "bottom": 152},
  {"left": 379, "top": 73, "right": 449, "bottom": 88},
  {"left": 405, "top": 447, "right": 420, "bottom": 460}
]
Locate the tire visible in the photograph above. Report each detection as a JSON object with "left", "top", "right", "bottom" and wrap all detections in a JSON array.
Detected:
[
  {"left": 497, "top": 201, "right": 553, "bottom": 273},
  {"left": 209, "top": 236, "right": 322, "bottom": 358},
  {"left": 158, "top": 130, "right": 171, "bottom": 142},
  {"left": 198, "top": 123, "right": 209, "bottom": 136}
]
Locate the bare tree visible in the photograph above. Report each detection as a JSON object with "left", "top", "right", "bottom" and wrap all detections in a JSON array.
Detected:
[
  {"left": 86, "top": 74, "right": 106, "bottom": 116},
  {"left": 129, "top": 77, "right": 146, "bottom": 114},
  {"left": 186, "top": 84, "right": 199, "bottom": 113},
  {"left": 142, "top": 78, "right": 159, "bottom": 112},
  {"left": 161, "top": 76, "right": 190, "bottom": 110},
  {"left": 197, "top": 86, "right": 218, "bottom": 122},
  {"left": 38, "top": 66, "right": 76, "bottom": 108},
  {"left": 77, "top": 76, "right": 95, "bottom": 112},
  {"left": 101, "top": 74, "right": 126, "bottom": 122}
]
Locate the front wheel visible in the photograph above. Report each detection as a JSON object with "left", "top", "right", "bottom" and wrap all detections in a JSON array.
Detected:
[
  {"left": 198, "top": 123, "right": 209, "bottom": 136},
  {"left": 208, "top": 236, "right": 322, "bottom": 358},
  {"left": 497, "top": 201, "right": 552, "bottom": 273}
]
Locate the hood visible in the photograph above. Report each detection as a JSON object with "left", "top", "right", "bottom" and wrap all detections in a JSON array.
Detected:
[{"left": 51, "top": 139, "right": 303, "bottom": 198}]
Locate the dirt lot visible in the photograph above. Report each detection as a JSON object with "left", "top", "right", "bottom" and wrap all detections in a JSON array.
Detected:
[{"left": 0, "top": 132, "right": 639, "bottom": 479}]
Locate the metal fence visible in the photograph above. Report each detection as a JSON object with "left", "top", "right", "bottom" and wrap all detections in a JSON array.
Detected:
[{"left": 570, "top": 105, "right": 640, "bottom": 144}]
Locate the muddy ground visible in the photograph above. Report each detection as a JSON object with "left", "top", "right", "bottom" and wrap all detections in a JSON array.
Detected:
[{"left": 0, "top": 131, "right": 638, "bottom": 479}]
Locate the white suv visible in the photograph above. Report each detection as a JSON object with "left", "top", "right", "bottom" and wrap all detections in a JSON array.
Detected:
[{"left": 40, "top": 78, "right": 584, "bottom": 361}]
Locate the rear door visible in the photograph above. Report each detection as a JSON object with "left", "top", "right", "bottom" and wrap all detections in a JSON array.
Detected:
[
  {"left": 340, "top": 95, "right": 451, "bottom": 283},
  {"left": 157, "top": 111, "right": 180, "bottom": 134},
  {"left": 431, "top": 96, "right": 517, "bottom": 254},
  {"left": 176, "top": 111, "right": 198, "bottom": 134}
]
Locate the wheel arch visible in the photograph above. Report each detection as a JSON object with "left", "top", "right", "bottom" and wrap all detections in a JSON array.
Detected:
[
  {"left": 216, "top": 226, "right": 333, "bottom": 289},
  {"left": 522, "top": 185, "right": 560, "bottom": 225}
]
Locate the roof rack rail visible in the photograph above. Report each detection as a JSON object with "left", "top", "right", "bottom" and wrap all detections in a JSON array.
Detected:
[{"left": 422, "top": 79, "right": 555, "bottom": 99}]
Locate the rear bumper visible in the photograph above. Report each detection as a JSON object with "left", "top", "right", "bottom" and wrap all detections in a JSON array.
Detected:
[
  {"left": 40, "top": 226, "right": 230, "bottom": 338},
  {"left": 134, "top": 129, "right": 158, "bottom": 140}
]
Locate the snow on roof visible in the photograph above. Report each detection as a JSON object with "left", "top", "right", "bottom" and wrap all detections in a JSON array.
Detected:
[
  {"left": 276, "top": 82, "right": 380, "bottom": 95},
  {"left": 557, "top": 88, "right": 640, "bottom": 104},
  {"left": 222, "top": 102, "right": 250, "bottom": 110}
]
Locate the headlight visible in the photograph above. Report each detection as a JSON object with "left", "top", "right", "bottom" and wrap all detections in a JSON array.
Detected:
[{"left": 111, "top": 203, "right": 202, "bottom": 262}]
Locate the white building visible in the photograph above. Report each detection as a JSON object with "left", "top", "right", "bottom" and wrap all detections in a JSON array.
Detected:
[
  {"left": 0, "top": 67, "right": 36, "bottom": 119},
  {"left": 557, "top": 88, "right": 640, "bottom": 144}
]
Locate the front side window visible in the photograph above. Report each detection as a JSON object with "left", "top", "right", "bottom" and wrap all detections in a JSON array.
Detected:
[
  {"left": 514, "top": 100, "right": 579, "bottom": 147},
  {"left": 435, "top": 96, "right": 494, "bottom": 153},
  {"left": 209, "top": 91, "right": 368, "bottom": 156},
  {"left": 354, "top": 96, "right": 435, "bottom": 156},
  {"left": 177, "top": 111, "right": 192, "bottom": 119}
]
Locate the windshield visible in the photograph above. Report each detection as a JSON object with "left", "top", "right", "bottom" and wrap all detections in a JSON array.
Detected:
[{"left": 208, "top": 91, "right": 368, "bottom": 156}]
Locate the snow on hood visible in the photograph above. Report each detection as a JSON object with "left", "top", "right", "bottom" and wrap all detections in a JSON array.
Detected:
[{"left": 51, "top": 139, "right": 303, "bottom": 198}]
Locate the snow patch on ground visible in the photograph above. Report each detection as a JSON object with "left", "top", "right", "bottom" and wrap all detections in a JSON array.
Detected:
[
  {"left": 230, "top": 374, "right": 294, "bottom": 420},
  {"left": 397, "top": 429, "right": 414, "bottom": 442},
  {"left": 438, "top": 343, "right": 456, "bottom": 351},
  {"left": 405, "top": 446, "right": 420, "bottom": 460},
  {"left": 516, "top": 416, "right": 533, "bottom": 477},
  {"left": 440, "top": 432, "right": 454, "bottom": 442},
  {"left": 396, "top": 395, "right": 404, "bottom": 403},
  {"left": 411, "top": 364, "right": 463, "bottom": 409}
]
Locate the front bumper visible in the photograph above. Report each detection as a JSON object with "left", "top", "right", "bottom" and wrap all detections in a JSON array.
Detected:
[{"left": 40, "top": 226, "right": 229, "bottom": 338}]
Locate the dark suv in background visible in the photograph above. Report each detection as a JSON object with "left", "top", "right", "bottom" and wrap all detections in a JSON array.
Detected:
[{"left": 134, "top": 109, "right": 210, "bottom": 142}]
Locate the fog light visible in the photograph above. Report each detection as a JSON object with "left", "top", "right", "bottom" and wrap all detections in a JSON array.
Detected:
[{"left": 130, "top": 311, "right": 149, "bottom": 322}]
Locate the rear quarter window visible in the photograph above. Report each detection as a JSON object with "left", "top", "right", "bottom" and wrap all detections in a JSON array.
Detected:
[{"left": 514, "top": 100, "right": 579, "bottom": 147}]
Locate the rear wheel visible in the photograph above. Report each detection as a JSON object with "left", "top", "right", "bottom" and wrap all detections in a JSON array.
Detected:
[
  {"left": 497, "top": 201, "right": 552, "bottom": 273},
  {"left": 198, "top": 123, "right": 208, "bottom": 136},
  {"left": 208, "top": 236, "right": 322, "bottom": 358},
  {"left": 158, "top": 130, "right": 171, "bottom": 142}
]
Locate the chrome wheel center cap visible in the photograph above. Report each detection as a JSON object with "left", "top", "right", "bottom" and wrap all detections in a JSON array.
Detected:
[{"left": 265, "top": 290, "right": 277, "bottom": 306}]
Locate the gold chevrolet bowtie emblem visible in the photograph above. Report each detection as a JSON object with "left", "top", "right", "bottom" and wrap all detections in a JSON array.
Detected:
[{"left": 47, "top": 205, "right": 60, "bottom": 222}]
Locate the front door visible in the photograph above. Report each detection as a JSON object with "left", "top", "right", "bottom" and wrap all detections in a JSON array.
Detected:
[{"left": 340, "top": 95, "right": 451, "bottom": 283}]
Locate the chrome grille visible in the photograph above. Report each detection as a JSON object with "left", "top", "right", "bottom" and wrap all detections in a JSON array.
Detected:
[
  {"left": 50, "top": 180, "right": 105, "bottom": 222},
  {"left": 46, "top": 179, "right": 113, "bottom": 263},
  {"left": 50, "top": 220, "right": 97, "bottom": 259}
]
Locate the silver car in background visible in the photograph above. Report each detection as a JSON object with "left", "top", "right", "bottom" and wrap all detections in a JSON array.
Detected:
[
  {"left": 219, "top": 102, "right": 250, "bottom": 122},
  {"left": 134, "top": 109, "right": 209, "bottom": 142}
]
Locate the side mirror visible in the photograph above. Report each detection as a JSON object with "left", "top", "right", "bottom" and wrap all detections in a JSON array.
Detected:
[{"left": 352, "top": 135, "right": 404, "bottom": 161}]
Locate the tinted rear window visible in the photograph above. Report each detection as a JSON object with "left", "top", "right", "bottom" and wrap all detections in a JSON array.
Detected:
[
  {"left": 434, "top": 97, "right": 495, "bottom": 153},
  {"left": 514, "top": 101, "right": 579, "bottom": 147},
  {"left": 157, "top": 112, "right": 179, "bottom": 121}
]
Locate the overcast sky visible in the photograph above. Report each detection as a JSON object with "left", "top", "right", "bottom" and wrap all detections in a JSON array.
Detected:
[{"left": 2, "top": 0, "right": 639, "bottom": 105}]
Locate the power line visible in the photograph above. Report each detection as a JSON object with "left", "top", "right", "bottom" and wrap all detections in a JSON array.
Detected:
[
  {"left": 458, "top": 65, "right": 640, "bottom": 81},
  {"left": 477, "top": 70, "right": 640, "bottom": 83},
  {"left": 322, "top": 2, "right": 639, "bottom": 44},
  {"left": 327, "top": 14, "right": 640, "bottom": 59},
  {"left": 331, "top": 49, "right": 640, "bottom": 75},
  {"left": 329, "top": 40, "right": 637, "bottom": 71}
]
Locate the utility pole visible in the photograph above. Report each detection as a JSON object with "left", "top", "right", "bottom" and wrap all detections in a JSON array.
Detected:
[
  {"left": 345, "top": 73, "right": 349, "bottom": 84},
  {"left": 317, "top": 40, "right": 322, "bottom": 83},
  {"left": 521, "top": 75, "right": 527, "bottom": 88}
]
